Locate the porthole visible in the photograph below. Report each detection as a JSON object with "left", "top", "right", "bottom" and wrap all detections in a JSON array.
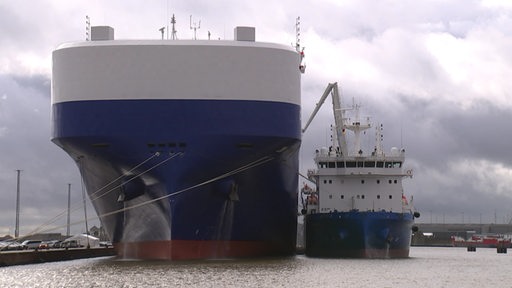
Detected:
[
  {"left": 377, "top": 195, "right": 381, "bottom": 199},
  {"left": 377, "top": 180, "right": 380, "bottom": 184},
  {"left": 394, "top": 179, "right": 398, "bottom": 184},
  {"left": 361, "top": 179, "right": 365, "bottom": 184},
  {"left": 361, "top": 195, "right": 365, "bottom": 199},
  {"left": 329, "top": 195, "right": 333, "bottom": 199},
  {"left": 341, "top": 195, "right": 344, "bottom": 199},
  {"left": 389, "top": 195, "right": 392, "bottom": 199}
]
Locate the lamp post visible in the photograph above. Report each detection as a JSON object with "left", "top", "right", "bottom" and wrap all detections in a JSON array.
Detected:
[
  {"left": 14, "top": 170, "right": 21, "bottom": 238},
  {"left": 67, "top": 183, "right": 71, "bottom": 236}
]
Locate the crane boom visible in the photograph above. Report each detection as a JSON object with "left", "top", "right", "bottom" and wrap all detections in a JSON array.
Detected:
[{"left": 302, "top": 82, "right": 348, "bottom": 156}]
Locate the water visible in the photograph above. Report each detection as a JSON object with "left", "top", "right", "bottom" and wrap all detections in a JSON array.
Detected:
[{"left": 1, "top": 247, "right": 511, "bottom": 288}]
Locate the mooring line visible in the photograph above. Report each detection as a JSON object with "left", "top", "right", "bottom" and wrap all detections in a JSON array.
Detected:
[
  {"left": 28, "top": 155, "right": 275, "bottom": 236},
  {"left": 23, "top": 152, "right": 177, "bottom": 238}
]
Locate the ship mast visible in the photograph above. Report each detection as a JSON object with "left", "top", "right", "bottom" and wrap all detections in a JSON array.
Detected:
[
  {"left": 170, "top": 14, "right": 177, "bottom": 40},
  {"left": 344, "top": 103, "right": 371, "bottom": 155}
]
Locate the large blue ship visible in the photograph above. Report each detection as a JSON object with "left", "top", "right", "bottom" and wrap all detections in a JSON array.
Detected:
[
  {"left": 51, "top": 26, "right": 303, "bottom": 260},
  {"left": 301, "top": 83, "right": 419, "bottom": 258}
]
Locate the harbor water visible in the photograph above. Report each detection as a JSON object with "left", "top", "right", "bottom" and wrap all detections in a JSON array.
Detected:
[{"left": 1, "top": 247, "right": 511, "bottom": 287}]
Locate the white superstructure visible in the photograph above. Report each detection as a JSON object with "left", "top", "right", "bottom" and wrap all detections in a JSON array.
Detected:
[{"left": 52, "top": 27, "right": 301, "bottom": 105}]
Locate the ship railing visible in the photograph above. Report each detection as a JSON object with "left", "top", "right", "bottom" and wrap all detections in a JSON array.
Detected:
[
  {"left": 314, "top": 154, "right": 405, "bottom": 162},
  {"left": 314, "top": 169, "right": 408, "bottom": 177}
]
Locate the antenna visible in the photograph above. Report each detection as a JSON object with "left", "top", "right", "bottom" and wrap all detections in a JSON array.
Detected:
[
  {"left": 85, "top": 16, "right": 91, "bottom": 41},
  {"left": 375, "top": 123, "right": 384, "bottom": 156},
  {"left": 166, "top": 0, "right": 169, "bottom": 39},
  {"left": 190, "top": 15, "right": 201, "bottom": 40},
  {"left": 296, "top": 16, "right": 306, "bottom": 73},
  {"left": 171, "top": 14, "right": 177, "bottom": 40},
  {"left": 295, "top": 16, "right": 301, "bottom": 52},
  {"left": 400, "top": 119, "right": 404, "bottom": 149}
]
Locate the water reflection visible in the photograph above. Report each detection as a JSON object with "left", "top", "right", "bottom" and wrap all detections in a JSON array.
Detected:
[{"left": 2, "top": 248, "right": 512, "bottom": 287}]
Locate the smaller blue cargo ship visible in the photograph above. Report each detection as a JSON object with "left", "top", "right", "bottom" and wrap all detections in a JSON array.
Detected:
[{"left": 301, "top": 82, "right": 419, "bottom": 258}]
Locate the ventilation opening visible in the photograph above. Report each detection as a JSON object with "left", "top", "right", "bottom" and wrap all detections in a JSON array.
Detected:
[
  {"left": 92, "top": 143, "right": 110, "bottom": 148},
  {"left": 237, "top": 143, "right": 253, "bottom": 149}
]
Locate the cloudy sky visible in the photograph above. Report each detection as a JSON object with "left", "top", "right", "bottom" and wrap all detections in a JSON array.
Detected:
[{"left": 1, "top": 0, "right": 512, "bottom": 237}]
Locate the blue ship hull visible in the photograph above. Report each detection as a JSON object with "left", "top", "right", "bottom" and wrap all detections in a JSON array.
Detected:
[
  {"left": 52, "top": 99, "right": 301, "bottom": 259},
  {"left": 305, "top": 211, "right": 414, "bottom": 258}
]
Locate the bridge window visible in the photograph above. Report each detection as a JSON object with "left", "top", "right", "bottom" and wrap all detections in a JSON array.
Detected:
[
  {"left": 364, "top": 161, "right": 376, "bottom": 168},
  {"left": 376, "top": 161, "right": 384, "bottom": 168},
  {"left": 336, "top": 161, "right": 345, "bottom": 168},
  {"left": 346, "top": 161, "right": 356, "bottom": 168},
  {"left": 328, "top": 162, "right": 336, "bottom": 168}
]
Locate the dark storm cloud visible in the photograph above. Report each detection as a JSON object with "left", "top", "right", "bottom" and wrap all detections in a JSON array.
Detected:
[
  {"left": 439, "top": 101, "right": 512, "bottom": 165},
  {"left": 368, "top": 95, "right": 512, "bottom": 223},
  {"left": 11, "top": 74, "right": 50, "bottom": 98},
  {"left": 379, "top": 95, "right": 512, "bottom": 169}
]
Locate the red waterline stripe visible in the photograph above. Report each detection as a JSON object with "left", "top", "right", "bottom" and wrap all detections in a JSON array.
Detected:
[{"left": 114, "top": 240, "right": 293, "bottom": 260}]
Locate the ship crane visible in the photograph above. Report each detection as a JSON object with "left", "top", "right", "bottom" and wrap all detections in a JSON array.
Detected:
[
  {"left": 302, "top": 82, "right": 373, "bottom": 156},
  {"left": 302, "top": 82, "right": 350, "bottom": 156}
]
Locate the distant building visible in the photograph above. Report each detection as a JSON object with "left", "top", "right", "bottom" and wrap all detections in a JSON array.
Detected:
[{"left": 412, "top": 223, "right": 512, "bottom": 246}]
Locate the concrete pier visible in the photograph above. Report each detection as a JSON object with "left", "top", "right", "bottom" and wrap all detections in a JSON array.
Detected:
[{"left": 0, "top": 247, "right": 116, "bottom": 267}]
